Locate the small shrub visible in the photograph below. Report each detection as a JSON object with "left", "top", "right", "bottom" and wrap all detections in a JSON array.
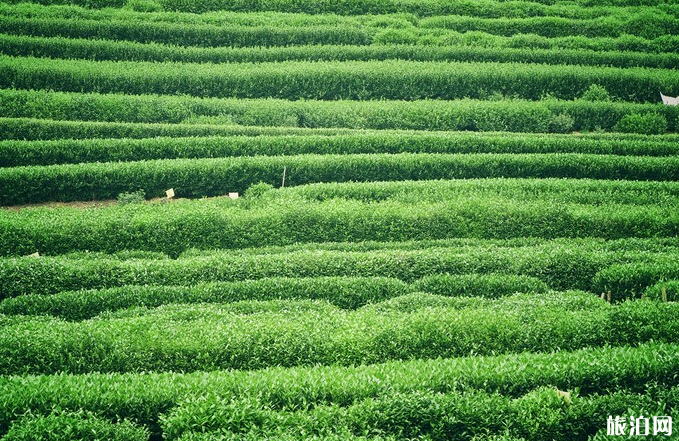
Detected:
[
  {"left": 580, "top": 84, "right": 611, "bottom": 102},
  {"left": 614, "top": 112, "right": 667, "bottom": 135},
  {"left": 244, "top": 182, "right": 275, "bottom": 199},
  {"left": 117, "top": 190, "right": 145, "bottom": 205},
  {"left": 548, "top": 113, "right": 575, "bottom": 133}
]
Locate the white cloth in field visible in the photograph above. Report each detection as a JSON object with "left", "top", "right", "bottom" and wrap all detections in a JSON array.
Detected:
[{"left": 660, "top": 93, "right": 679, "bottom": 105}]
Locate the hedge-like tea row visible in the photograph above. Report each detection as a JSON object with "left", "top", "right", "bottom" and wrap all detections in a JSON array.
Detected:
[
  {"left": 366, "top": 290, "right": 605, "bottom": 314},
  {"left": 2, "top": 56, "right": 678, "bottom": 102},
  {"left": 11, "top": 0, "right": 674, "bottom": 15},
  {"left": 3, "top": 89, "right": 677, "bottom": 132},
  {"left": 180, "top": 235, "right": 679, "bottom": 258},
  {"left": 178, "top": 237, "right": 541, "bottom": 256},
  {"left": 4, "top": 115, "right": 678, "bottom": 142},
  {"left": 162, "top": 387, "right": 679, "bottom": 441},
  {"left": 0, "top": 276, "right": 411, "bottom": 319},
  {"left": 0, "top": 3, "right": 363, "bottom": 25},
  {"left": 0, "top": 17, "right": 372, "bottom": 48},
  {"left": 0, "top": 117, "right": 370, "bottom": 141},
  {"left": 5, "top": 153, "right": 679, "bottom": 205},
  {"left": 5, "top": 133, "right": 679, "bottom": 167},
  {"left": 0, "top": 274, "right": 553, "bottom": 319},
  {"left": 0, "top": 293, "right": 658, "bottom": 374},
  {"left": 283, "top": 178, "right": 679, "bottom": 207},
  {"left": 3, "top": 235, "right": 672, "bottom": 295},
  {"left": 4, "top": 3, "right": 678, "bottom": 52},
  {"left": 376, "top": 29, "right": 679, "bottom": 53},
  {"left": 4, "top": 16, "right": 679, "bottom": 54},
  {"left": 1, "top": 341, "right": 677, "bottom": 438},
  {"left": 2, "top": 296, "right": 679, "bottom": 374},
  {"left": 2, "top": 1, "right": 668, "bottom": 23},
  {"left": 3, "top": 186, "right": 679, "bottom": 256},
  {"left": 3, "top": 14, "right": 677, "bottom": 48},
  {"left": 156, "top": 0, "right": 679, "bottom": 12},
  {"left": 0, "top": 5, "right": 370, "bottom": 29},
  {"left": 3, "top": 411, "right": 150, "bottom": 441},
  {"left": 159, "top": 0, "right": 679, "bottom": 13},
  {"left": 418, "top": 14, "right": 679, "bottom": 39},
  {"left": 4, "top": 34, "right": 679, "bottom": 69}
]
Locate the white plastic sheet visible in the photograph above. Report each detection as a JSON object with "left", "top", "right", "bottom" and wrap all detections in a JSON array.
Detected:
[{"left": 661, "top": 93, "right": 679, "bottom": 105}]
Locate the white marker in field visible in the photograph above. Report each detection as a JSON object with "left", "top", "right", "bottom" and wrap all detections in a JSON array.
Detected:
[
  {"left": 556, "top": 390, "right": 572, "bottom": 404},
  {"left": 661, "top": 93, "right": 679, "bottom": 106},
  {"left": 166, "top": 188, "right": 175, "bottom": 199},
  {"left": 229, "top": 192, "right": 239, "bottom": 199},
  {"left": 28, "top": 252, "right": 40, "bottom": 258}
]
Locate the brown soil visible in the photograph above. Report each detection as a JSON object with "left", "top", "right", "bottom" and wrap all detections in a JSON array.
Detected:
[
  {"left": 2, "top": 199, "right": 119, "bottom": 211},
  {"left": 1, "top": 196, "right": 225, "bottom": 211}
]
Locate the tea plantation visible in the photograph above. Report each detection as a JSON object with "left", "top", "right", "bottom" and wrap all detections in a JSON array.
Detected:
[{"left": 1, "top": 0, "right": 679, "bottom": 439}]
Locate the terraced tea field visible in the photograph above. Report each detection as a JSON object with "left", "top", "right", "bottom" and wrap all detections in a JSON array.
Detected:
[{"left": 1, "top": 0, "right": 679, "bottom": 439}]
